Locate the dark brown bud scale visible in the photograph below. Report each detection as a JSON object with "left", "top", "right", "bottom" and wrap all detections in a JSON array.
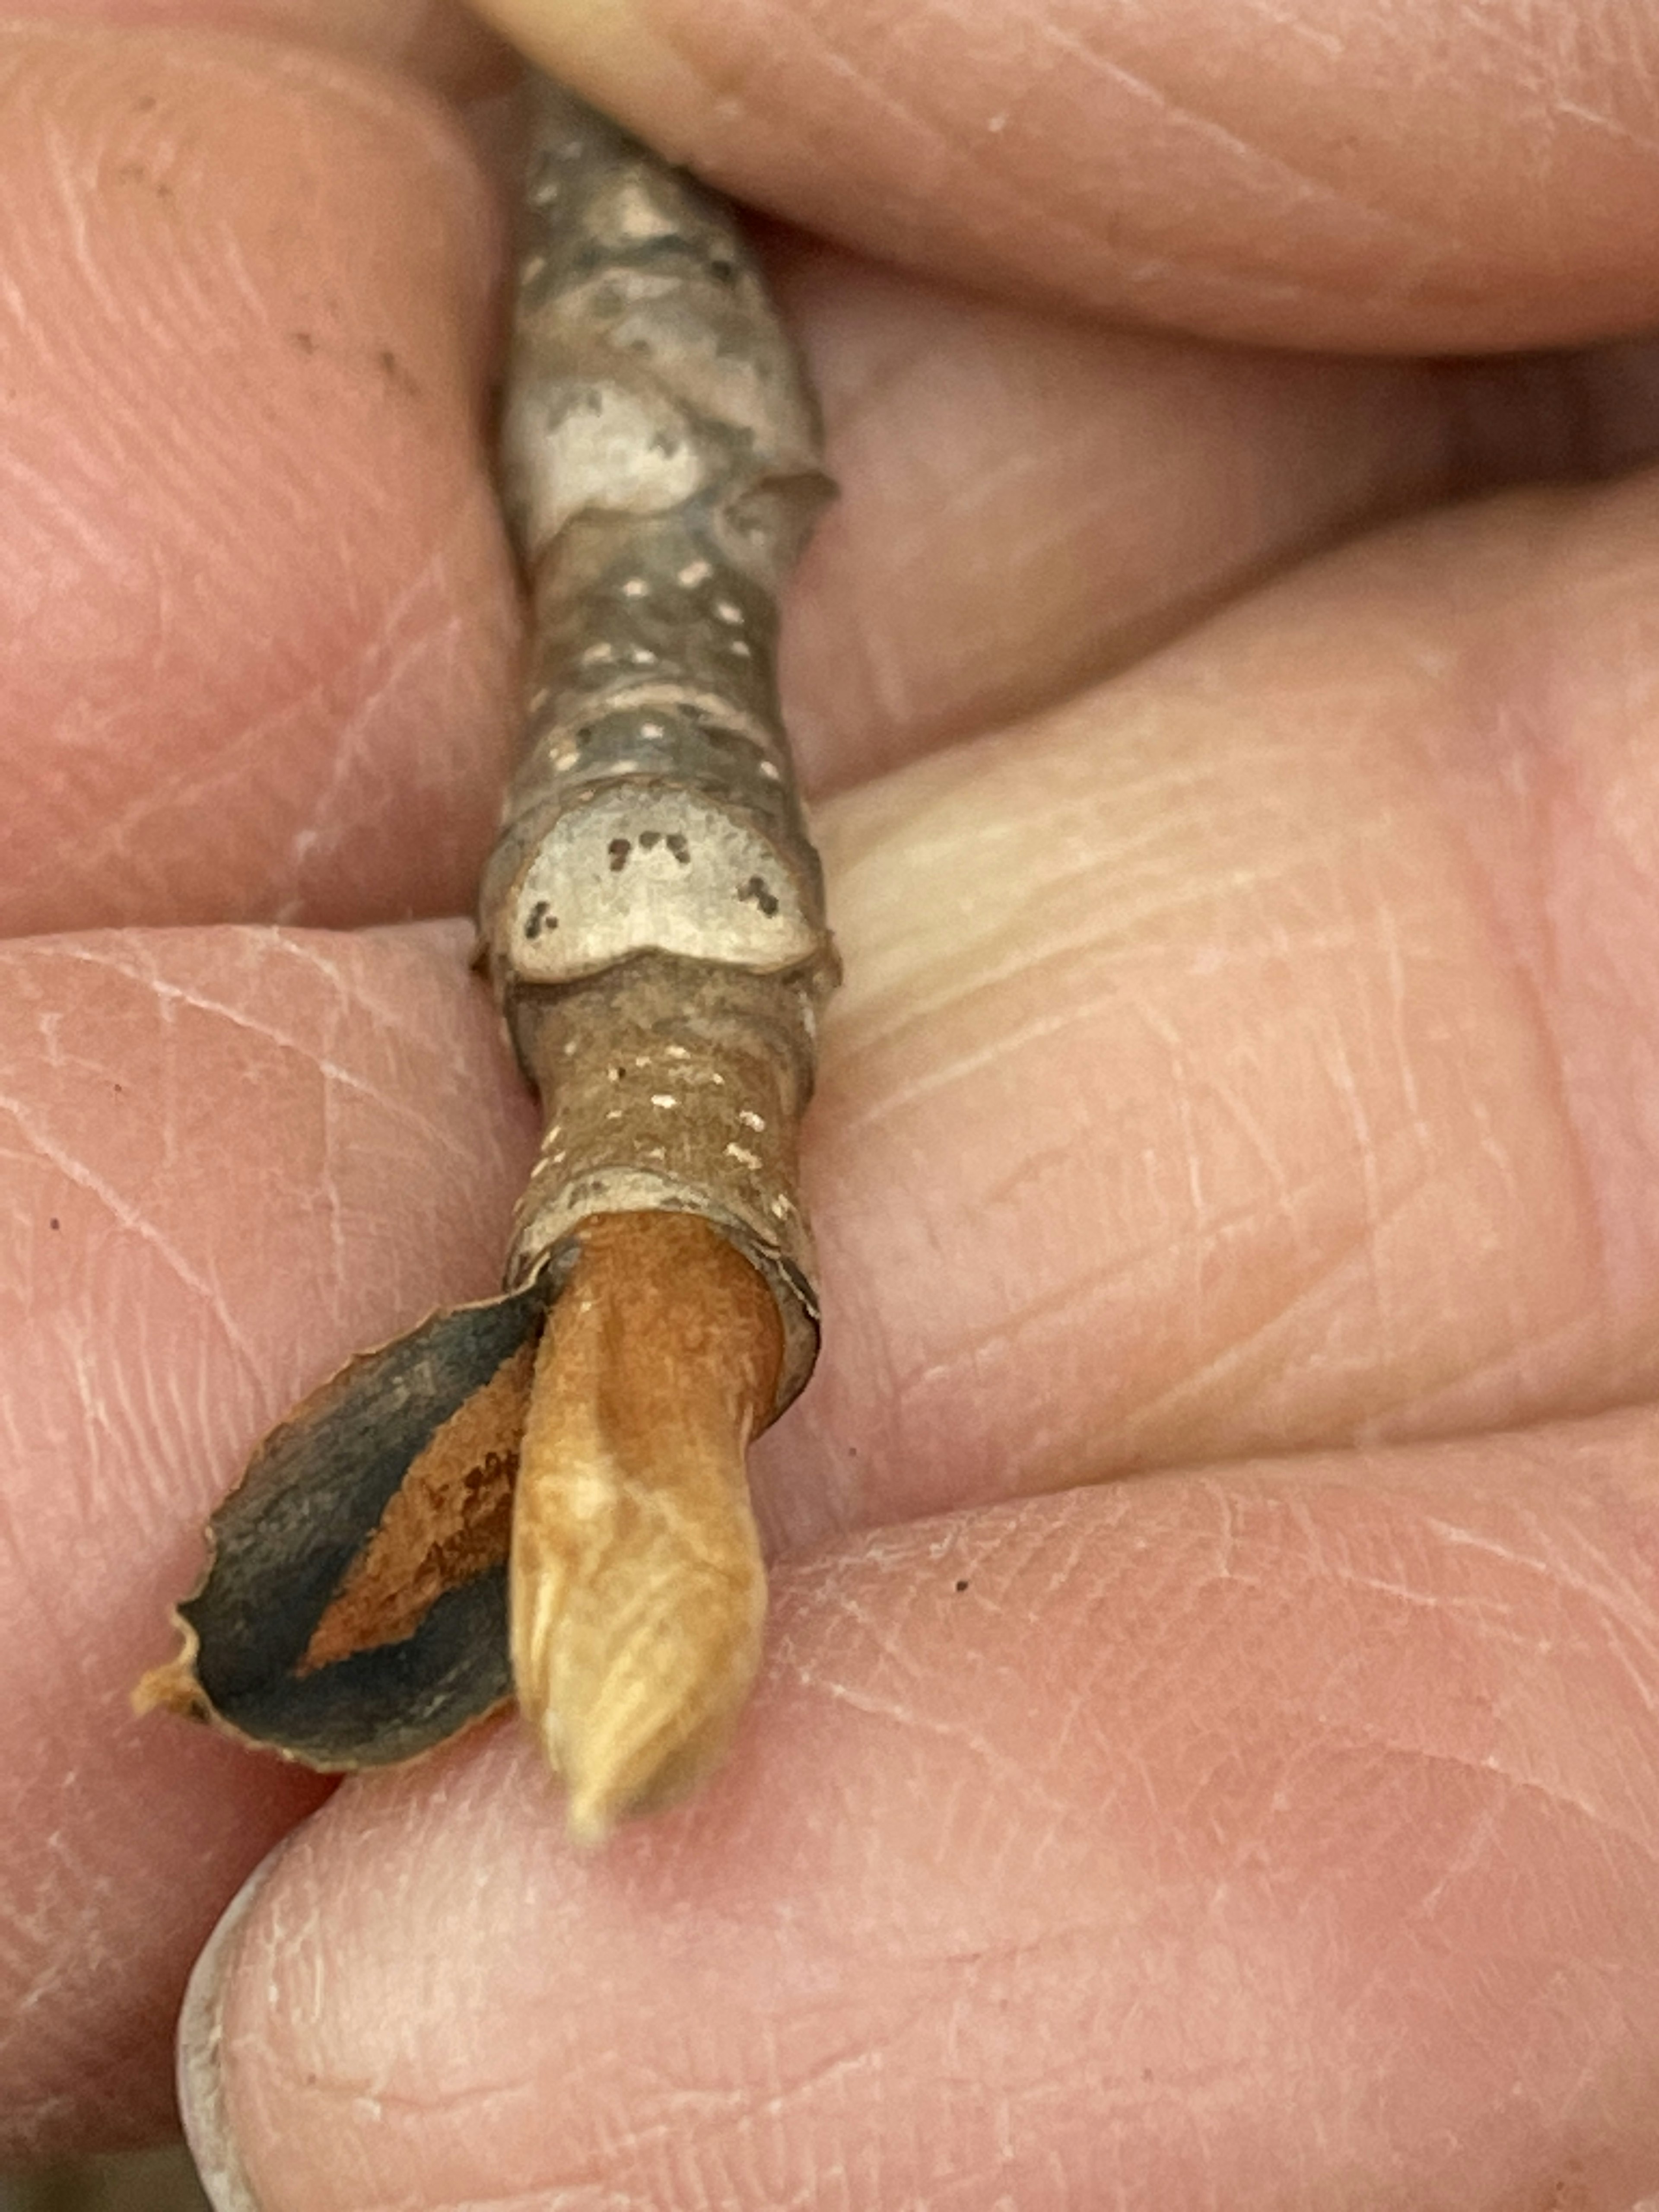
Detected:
[{"left": 135, "top": 1276, "right": 556, "bottom": 1767}]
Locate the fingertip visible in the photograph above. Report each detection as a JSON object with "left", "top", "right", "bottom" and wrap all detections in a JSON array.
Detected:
[
  {"left": 178, "top": 1847, "right": 289, "bottom": 2212},
  {"left": 173, "top": 1443, "right": 1659, "bottom": 2211},
  {"left": 465, "top": 0, "right": 701, "bottom": 147}
]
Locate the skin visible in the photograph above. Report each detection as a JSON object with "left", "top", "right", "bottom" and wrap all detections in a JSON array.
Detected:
[{"left": 3, "top": 0, "right": 1659, "bottom": 2201}]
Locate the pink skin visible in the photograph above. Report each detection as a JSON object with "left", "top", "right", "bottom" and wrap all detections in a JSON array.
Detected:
[
  {"left": 0, "top": 28, "right": 516, "bottom": 936},
  {"left": 5, "top": 0, "right": 1659, "bottom": 2200}
]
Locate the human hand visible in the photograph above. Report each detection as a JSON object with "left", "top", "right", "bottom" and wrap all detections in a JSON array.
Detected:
[{"left": 5, "top": 0, "right": 1659, "bottom": 2203}]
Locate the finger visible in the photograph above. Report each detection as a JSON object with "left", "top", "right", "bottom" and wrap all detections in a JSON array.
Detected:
[
  {"left": 32, "top": 0, "right": 514, "bottom": 94},
  {"left": 0, "top": 924, "right": 536, "bottom": 2159},
  {"left": 755, "top": 458, "right": 1659, "bottom": 1546},
  {"left": 476, "top": 0, "right": 1659, "bottom": 351},
  {"left": 190, "top": 1411, "right": 1659, "bottom": 2211},
  {"left": 13, "top": 30, "right": 1659, "bottom": 938},
  {"left": 0, "top": 26, "right": 517, "bottom": 938},
  {"left": 773, "top": 238, "right": 1659, "bottom": 791},
  {"left": 18, "top": 452, "right": 1659, "bottom": 2149}
]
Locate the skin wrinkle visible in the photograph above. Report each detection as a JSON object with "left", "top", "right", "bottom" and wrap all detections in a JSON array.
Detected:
[
  {"left": 823, "top": 863, "right": 1209, "bottom": 1084},
  {"left": 1318, "top": 1020, "right": 1393, "bottom": 1341},
  {"left": 223, "top": 922, "right": 448, "bottom": 1038},
  {"left": 823, "top": 774, "right": 1389, "bottom": 1064},
  {"left": 789, "top": 1584, "right": 1100, "bottom": 1843},
  {"left": 655, "top": 0, "right": 1112, "bottom": 276},
  {"left": 1335, "top": 1731, "right": 1659, "bottom": 1875},
  {"left": 317, "top": 1027, "right": 348, "bottom": 1290},
  {"left": 0, "top": 1443, "right": 71, "bottom": 1666},
  {"left": 964, "top": 16, "right": 1456, "bottom": 327},
  {"left": 1553, "top": 97, "right": 1659, "bottom": 156},
  {"left": 1370, "top": 896, "right": 1433, "bottom": 1146},
  {"left": 861, "top": 406, "right": 1106, "bottom": 578},
  {"left": 779, "top": 1684, "right": 1087, "bottom": 1843},
  {"left": 1126, "top": 988, "right": 1308, "bottom": 1227},
  {"left": 267, "top": 528, "right": 489, "bottom": 903},
  {"left": 88, "top": 708, "right": 304, "bottom": 906},
  {"left": 1233, "top": 0, "right": 1346, "bottom": 60},
  {"left": 880, "top": 1215, "right": 1339, "bottom": 1456},
  {"left": 702, "top": 2038, "right": 904, "bottom": 2206},
  {"left": 29, "top": 933, "right": 508, "bottom": 1178},
  {"left": 90, "top": 1331, "right": 194, "bottom": 1540},
  {"left": 377, "top": 2069, "right": 774, "bottom": 2212},
  {"left": 1549, "top": 950, "right": 1659, "bottom": 1327},
  {"left": 1287, "top": 1509, "right": 1659, "bottom": 1840},
  {"left": 39, "top": 111, "right": 118, "bottom": 325},
  {"left": 26, "top": 569, "right": 504, "bottom": 924},
  {"left": 283, "top": 927, "right": 515, "bottom": 1104},
  {"left": 1377, "top": 1308, "right": 1609, "bottom": 1440},
  {"left": 0, "top": 443, "right": 127, "bottom": 578},
  {"left": 286, "top": 2066, "right": 535, "bottom": 2122},
  {"left": 886, "top": 1151, "right": 1300, "bottom": 1376},
  {"left": 650, "top": 2000, "right": 951, "bottom": 2212},
  {"left": 1033, "top": 13, "right": 1449, "bottom": 257},
  {"left": 1422, "top": 1518, "right": 1659, "bottom": 1726},
  {"left": 835, "top": 975, "right": 1159, "bottom": 1135},
  {"left": 728, "top": 6, "right": 965, "bottom": 248},
  {"left": 840, "top": 997, "right": 1458, "bottom": 1406},
  {"left": 0, "top": 1082, "right": 261, "bottom": 1374},
  {"left": 156, "top": 543, "right": 488, "bottom": 887},
  {"left": 1425, "top": 654, "right": 1620, "bottom": 1315}
]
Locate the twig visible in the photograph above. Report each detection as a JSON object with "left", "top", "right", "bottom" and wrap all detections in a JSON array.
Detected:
[{"left": 137, "top": 74, "right": 836, "bottom": 1840}]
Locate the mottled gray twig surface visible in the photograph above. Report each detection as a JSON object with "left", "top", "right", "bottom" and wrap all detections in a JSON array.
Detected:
[{"left": 480, "top": 79, "right": 839, "bottom": 1414}]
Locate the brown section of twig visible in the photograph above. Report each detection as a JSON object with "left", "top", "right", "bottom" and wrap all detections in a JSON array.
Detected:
[
  {"left": 510, "top": 1209, "right": 781, "bottom": 1842},
  {"left": 299, "top": 1340, "right": 536, "bottom": 1673}
]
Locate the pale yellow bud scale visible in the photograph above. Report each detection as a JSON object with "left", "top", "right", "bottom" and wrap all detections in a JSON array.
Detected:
[{"left": 510, "top": 1210, "right": 782, "bottom": 1843}]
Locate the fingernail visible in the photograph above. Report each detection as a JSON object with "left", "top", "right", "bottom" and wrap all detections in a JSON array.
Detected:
[{"left": 177, "top": 1842, "right": 291, "bottom": 2212}]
